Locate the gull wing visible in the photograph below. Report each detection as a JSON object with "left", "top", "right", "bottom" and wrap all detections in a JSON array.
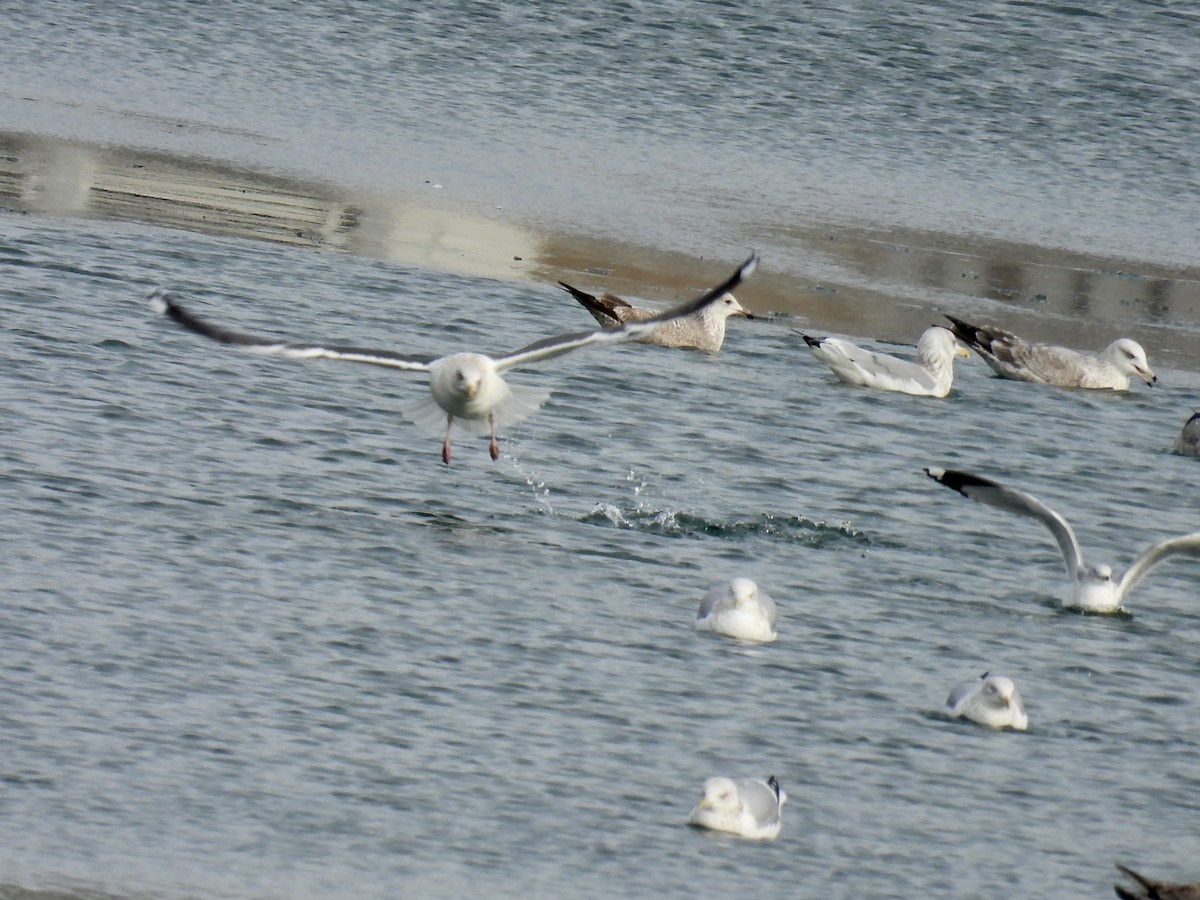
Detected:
[
  {"left": 1115, "top": 533, "right": 1200, "bottom": 603},
  {"left": 924, "top": 468, "right": 1085, "bottom": 579},
  {"left": 494, "top": 252, "right": 758, "bottom": 372},
  {"left": 737, "top": 778, "right": 782, "bottom": 827},
  {"left": 806, "top": 335, "right": 938, "bottom": 392},
  {"left": 150, "top": 291, "right": 435, "bottom": 371}
]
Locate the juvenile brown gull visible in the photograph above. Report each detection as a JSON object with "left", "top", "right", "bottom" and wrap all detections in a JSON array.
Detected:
[
  {"left": 558, "top": 281, "right": 752, "bottom": 351},
  {"left": 151, "top": 253, "right": 757, "bottom": 464},
  {"left": 694, "top": 577, "right": 778, "bottom": 642},
  {"left": 945, "top": 313, "right": 1156, "bottom": 390},
  {"left": 799, "top": 326, "right": 969, "bottom": 397},
  {"left": 1114, "top": 863, "right": 1200, "bottom": 900},
  {"left": 925, "top": 467, "right": 1200, "bottom": 613},
  {"left": 945, "top": 671, "right": 1028, "bottom": 730},
  {"left": 687, "top": 775, "right": 786, "bottom": 840}
]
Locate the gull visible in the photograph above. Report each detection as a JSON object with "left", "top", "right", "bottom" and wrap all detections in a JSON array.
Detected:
[
  {"left": 696, "top": 578, "right": 777, "bottom": 643},
  {"left": 151, "top": 253, "right": 757, "bottom": 464},
  {"left": 687, "top": 775, "right": 786, "bottom": 840},
  {"left": 944, "top": 313, "right": 1156, "bottom": 390},
  {"left": 925, "top": 467, "right": 1200, "bottom": 613},
  {"left": 694, "top": 577, "right": 778, "bottom": 642},
  {"left": 557, "top": 281, "right": 752, "bottom": 351},
  {"left": 1115, "top": 864, "right": 1200, "bottom": 900},
  {"left": 1174, "top": 411, "right": 1200, "bottom": 457},
  {"left": 798, "top": 326, "right": 969, "bottom": 397},
  {"left": 945, "top": 671, "right": 1028, "bottom": 730}
]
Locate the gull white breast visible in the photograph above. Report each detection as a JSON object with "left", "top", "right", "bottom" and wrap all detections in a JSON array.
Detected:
[
  {"left": 945, "top": 671, "right": 1028, "bottom": 730},
  {"left": 694, "top": 577, "right": 778, "bottom": 642},
  {"left": 687, "top": 775, "right": 786, "bottom": 840}
]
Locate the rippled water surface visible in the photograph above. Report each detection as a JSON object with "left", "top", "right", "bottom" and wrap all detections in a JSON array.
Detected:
[
  {"left": 3, "top": 215, "right": 1199, "bottom": 898},
  {"left": 3, "top": 1, "right": 1200, "bottom": 897}
]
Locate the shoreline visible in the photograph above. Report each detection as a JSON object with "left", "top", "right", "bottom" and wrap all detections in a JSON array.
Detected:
[{"left": 4, "top": 129, "right": 1199, "bottom": 369}]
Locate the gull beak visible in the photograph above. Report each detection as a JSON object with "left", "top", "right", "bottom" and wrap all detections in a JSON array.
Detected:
[
  {"left": 698, "top": 799, "right": 714, "bottom": 810},
  {"left": 1140, "top": 368, "right": 1157, "bottom": 386},
  {"left": 955, "top": 344, "right": 970, "bottom": 359},
  {"left": 464, "top": 382, "right": 478, "bottom": 397},
  {"left": 738, "top": 309, "right": 755, "bottom": 320}
]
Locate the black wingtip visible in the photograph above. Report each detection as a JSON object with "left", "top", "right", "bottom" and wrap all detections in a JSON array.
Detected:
[
  {"left": 799, "top": 332, "right": 822, "bottom": 348},
  {"left": 767, "top": 775, "right": 781, "bottom": 800},
  {"left": 924, "top": 467, "right": 1001, "bottom": 498}
]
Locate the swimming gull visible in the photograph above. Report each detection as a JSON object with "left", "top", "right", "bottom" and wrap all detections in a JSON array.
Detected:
[
  {"left": 1114, "top": 864, "right": 1200, "bottom": 900},
  {"left": 694, "top": 577, "right": 778, "bottom": 642},
  {"left": 799, "top": 326, "right": 969, "bottom": 397},
  {"left": 945, "top": 671, "right": 1028, "bottom": 730},
  {"left": 925, "top": 467, "right": 1200, "bottom": 613},
  {"left": 151, "top": 253, "right": 757, "bottom": 463},
  {"left": 687, "top": 775, "right": 786, "bottom": 840},
  {"left": 944, "top": 313, "right": 1156, "bottom": 390},
  {"left": 1174, "top": 411, "right": 1200, "bottom": 457},
  {"left": 558, "top": 281, "right": 752, "bottom": 351}
]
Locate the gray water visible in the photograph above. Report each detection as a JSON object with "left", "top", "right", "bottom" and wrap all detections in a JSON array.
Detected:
[{"left": 3, "top": 2, "right": 1200, "bottom": 898}]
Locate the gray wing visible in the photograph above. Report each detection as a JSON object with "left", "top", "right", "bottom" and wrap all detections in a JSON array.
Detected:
[
  {"left": 494, "top": 252, "right": 758, "bottom": 372},
  {"left": 946, "top": 676, "right": 982, "bottom": 711},
  {"left": 736, "top": 779, "right": 782, "bottom": 827},
  {"left": 150, "top": 291, "right": 435, "bottom": 371},
  {"left": 696, "top": 583, "right": 730, "bottom": 619},
  {"left": 925, "top": 468, "right": 1085, "bottom": 579},
  {"left": 1116, "top": 533, "right": 1200, "bottom": 603},
  {"left": 835, "top": 340, "right": 939, "bottom": 391}
]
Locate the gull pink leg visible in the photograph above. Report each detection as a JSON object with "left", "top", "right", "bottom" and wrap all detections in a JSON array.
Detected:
[
  {"left": 488, "top": 413, "right": 500, "bottom": 460},
  {"left": 441, "top": 415, "right": 453, "bottom": 465}
]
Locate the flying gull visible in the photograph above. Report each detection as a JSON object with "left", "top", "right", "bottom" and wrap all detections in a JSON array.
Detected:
[
  {"left": 558, "top": 281, "right": 752, "bottom": 351},
  {"left": 1114, "top": 864, "right": 1200, "bottom": 900},
  {"left": 799, "top": 326, "right": 969, "bottom": 397},
  {"left": 687, "top": 775, "right": 786, "bottom": 840},
  {"left": 925, "top": 467, "right": 1200, "bottom": 613},
  {"left": 945, "top": 671, "right": 1028, "bottom": 730},
  {"left": 694, "top": 577, "right": 778, "bottom": 642},
  {"left": 944, "top": 313, "right": 1156, "bottom": 390},
  {"left": 151, "top": 253, "right": 758, "bottom": 463}
]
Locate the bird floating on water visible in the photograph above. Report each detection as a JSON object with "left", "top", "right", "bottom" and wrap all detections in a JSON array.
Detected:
[
  {"left": 799, "top": 326, "right": 969, "bottom": 397},
  {"left": 687, "top": 775, "right": 786, "bottom": 840},
  {"left": 558, "top": 281, "right": 752, "bottom": 351},
  {"left": 944, "top": 313, "right": 1156, "bottom": 390},
  {"left": 945, "top": 671, "right": 1028, "bottom": 730},
  {"left": 694, "top": 577, "right": 778, "bottom": 642}
]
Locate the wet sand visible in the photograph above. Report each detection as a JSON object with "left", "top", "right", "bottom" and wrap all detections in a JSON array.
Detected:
[{"left": 3, "top": 129, "right": 1198, "bottom": 369}]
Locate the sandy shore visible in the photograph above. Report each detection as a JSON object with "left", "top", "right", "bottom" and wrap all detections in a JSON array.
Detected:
[{"left": 3, "top": 129, "right": 1198, "bottom": 369}]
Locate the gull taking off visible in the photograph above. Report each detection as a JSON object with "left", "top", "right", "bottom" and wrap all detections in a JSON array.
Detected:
[
  {"left": 558, "top": 281, "right": 752, "bottom": 351},
  {"left": 687, "top": 775, "right": 786, "bottom": 840},
  {"left": 944, "top": 314, "right": 1156, "bottom": 390},
  {"left": 694, "top": 577, "right": 778, "bottom": 642},
  {"left": 925, "top": 467, "right": 1200, "bottom": 613},
  {"left": 945, "top": 671, "right": 1028, "bottom": 730},
  {"left": 151, "top": 253, "right": 758, "bottom": 464},
  {"left": 799, "top": 326, "right": 969, "bottom": 397}
]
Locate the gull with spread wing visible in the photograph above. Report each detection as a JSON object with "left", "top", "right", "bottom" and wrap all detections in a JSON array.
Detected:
[
  {"left": 925, "top": 467, "right": 1200, "bottom": 613},
  {"left": 151, "top": 253, "right": 757, "bottom": 463}
]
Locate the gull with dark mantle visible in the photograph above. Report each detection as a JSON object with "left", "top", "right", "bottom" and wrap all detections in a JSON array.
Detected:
[
  {"left": 557, "top": 280, "right": 752, "bottom": 351},
  {"left": 925, "top": 467, "right": 1200, "bottom": 613},
  {"left": 151, "top": 253, "right": 757, "bottom": 463},
  {"left": 944, "top": 313, "right": 1156, "bottom": 390}
]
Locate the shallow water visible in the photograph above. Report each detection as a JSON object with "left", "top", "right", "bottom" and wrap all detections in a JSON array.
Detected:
[{"left": 2, "top": 215, "right": 1199, "bottom": 898}]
